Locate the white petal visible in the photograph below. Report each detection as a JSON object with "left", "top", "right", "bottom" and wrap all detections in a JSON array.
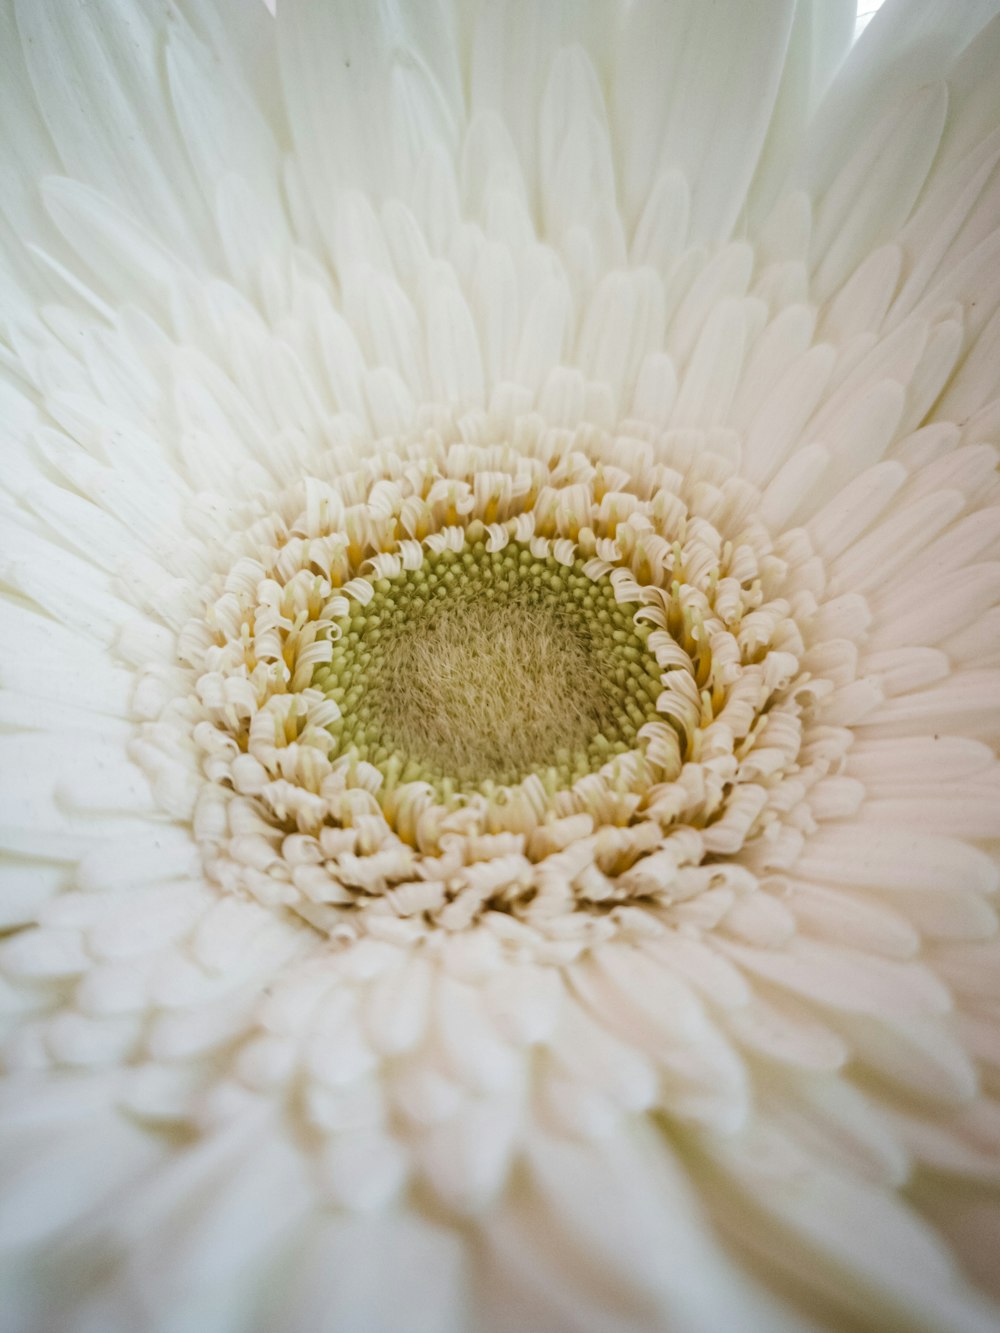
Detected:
[
  {"left": 0, "top": 1090, "right": 160, "bottom": 1251},
  {"left": 793, "top": 825, "right": 999, "bottom": 897},
  {"left": 720, "top": 938, "right": 951, "bottom": 1020},
  {"left": 614, "top": 1, "right": 797, "bottom": 241},
  {"left": 270, "top": 1213, "right": 467, "bottom": 1333},
  {"left": 709, "top": 1122, "right": 999, "bottom": 1333},
  {"left": 15, "top": 0, "right": 212, "bottom": 260}
]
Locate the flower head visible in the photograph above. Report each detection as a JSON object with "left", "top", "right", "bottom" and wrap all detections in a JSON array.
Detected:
[{"left": 1, "top": 1, "right": 999, "bottom": 1330}]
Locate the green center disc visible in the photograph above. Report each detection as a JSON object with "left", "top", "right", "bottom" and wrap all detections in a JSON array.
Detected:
[{"left": 312, "top": 539, "right": 665, "bottom": 796}]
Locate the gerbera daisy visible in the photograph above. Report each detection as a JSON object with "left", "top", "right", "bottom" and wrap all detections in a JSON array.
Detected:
[{"left": 1, "top": 1, "right": 999, "bottom": 1329}]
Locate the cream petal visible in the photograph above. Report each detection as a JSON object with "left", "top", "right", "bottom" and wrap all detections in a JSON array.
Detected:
[
  {"left": 810, "top": 82, "right": 948, "bottom": 300},
  {"left": 720, "top": 937, "right": 951, "bottom": 1021},
  {"left": 757, "top": 1070, "right": 910, "bottom": 1186},
  {"left": 706, "top": 1123, "right": 999, "bottom": 1333},
  {"left": 512, "top": 1122, "right": 809, "bottom": 1332},
  {"left": 793, "top": 825, "right": 999, "bottom": 898},
  {"left": 267, "top": 1213, "right": 468, "bottom": 1333},
  {"left": 0, "top": 1080, "right": 162, "bottom": 1252},
  {"left": 613, "top": 1, "right": 800, "bottom": 244},
  {"left": 15, "top": 0, "right": 216, "bottom": 262}
]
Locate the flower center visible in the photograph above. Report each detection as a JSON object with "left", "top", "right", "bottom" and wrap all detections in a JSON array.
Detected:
[
  {"left": 138, "top": 418, "right": 841, "bottom": 949},
  {"left": 312, "top": 538, "right": 664, "bottom": 795}
]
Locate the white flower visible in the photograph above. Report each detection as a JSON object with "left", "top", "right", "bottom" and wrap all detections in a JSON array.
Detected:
[{"left": 1, "top": 1, "right": 999, "bottom": 1329}]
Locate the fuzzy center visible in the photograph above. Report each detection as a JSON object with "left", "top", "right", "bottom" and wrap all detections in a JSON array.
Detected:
[{"left": 312, "top": 541, "right": 664, "bottom": 793}]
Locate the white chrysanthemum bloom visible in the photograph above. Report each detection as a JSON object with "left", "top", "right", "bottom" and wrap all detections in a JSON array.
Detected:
[{"left": 1, "top": 1, "right": 999, "bottom": 1329}]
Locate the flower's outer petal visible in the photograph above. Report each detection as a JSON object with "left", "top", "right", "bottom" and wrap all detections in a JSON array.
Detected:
[
  {"left": 755, "top": 1068, "right": 911, "bottom": 1186},
  {"left": 277, "top": 0, "right": 464, "bottom": 257},
  {"left": 911, "top": 1178, "right": 1000, "bottom": 1308},
  {"left": 174, "top": 0, "right": 287, "bottom": 139},
  {"left": 0, "top": 5, "right": 65, "bottom": 313},
  {"left": 468, "top": 2, "right": 614, "bottom": 220},
  {"left": 811, "top": 81, "right": 949, "bottom": 301},
  {"left": 0, "top": 1072, "right": 166, "bottom": 1254},
  {"left": 747, "top": 5, "right": 1000, "bottom": 505},
  {"left": 787, "top": 880, "right": 920, "bottom": 958},
  {"left": 798, "top": 0, "right": 1000, "bottom": 214},
  {"left": 613, "top": 0, "right": 800, "bottom": 243},
  {"left": 702, "top": 1122, "right": 1000, "bottom": 1333},
  {"left": 481, "top": 1121, "right": 814, "bottom": 1333},
  {"left": 844, "top": 1013, "right": 981, "bottom": 1103},
  {"left": 0, "top": 599, "right": 133, "bottom": 721},
  {"left": 792, "top": 825, "right": 999, "bottom": 899},
  {"left": 256, "top": 1213, "right": 469, "bottom": 1333},
  {"left": 13, "top": 0, "right": 215, "bottom": 262},
  {"left": 745, "top": 0, "right": 858, "bottom": 227},
  {"left": 719, "top": 938, "right": 951, "bottom": 1022},
  {"left": 742, "top": 342, "right": 836, "bottom": 487},
  {"left": 164, "top": 20, "right": 289, "bottom": 260},
  {"left": 121, "top": 1126, "right": 316, "bottom": 1319},
  {"left": 570, "top": 942, "right": 751, "bottom": 1133}
]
